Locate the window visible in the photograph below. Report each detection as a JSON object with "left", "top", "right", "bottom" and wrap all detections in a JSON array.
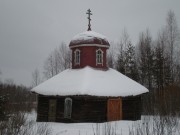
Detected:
[
  {"left": 64, "top": 98, "right": 72, "bottom": 118},
  {"left": 74, "top": 49, "right": 80, "bottom": 65},
  {"left": 96, "top": 49, "right": 103, "bottom": 65}
]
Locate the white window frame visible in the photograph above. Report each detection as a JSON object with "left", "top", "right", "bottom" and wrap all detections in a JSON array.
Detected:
[
  {"left": 96, "top": 49, "right": 103, "bottom": 65},
  {"left": 74, "top": 49, "right": 80, "bottom": 65},
  {"left": 64, "top": 98, "right": 72, "bottom": 119}
]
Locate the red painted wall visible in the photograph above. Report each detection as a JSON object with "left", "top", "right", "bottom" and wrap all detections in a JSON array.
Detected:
[{"left": 71, "top": 46, "right": 108, "bottom": 69}]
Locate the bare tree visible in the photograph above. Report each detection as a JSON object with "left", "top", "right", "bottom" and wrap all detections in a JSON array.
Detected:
[
  {"left": 32, "top": 68, "right": 41, "bottom": 87},
  {"left": 165, "top": 10, "right": 180, "bottom": 83},
  {"left": 57, "top": 42, "right": 71, "bottom": 70},
  {"left": 43, "top": 42, "right": 71, "bottom": 79},
  {"left": 44, "top": 53, "right": 55, "bottom": 79}
]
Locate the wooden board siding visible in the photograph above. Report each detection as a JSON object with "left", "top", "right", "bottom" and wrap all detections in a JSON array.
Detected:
[
  {"left": 48, "top": 99, "right": 57, "bottom": 121},
  {"left": 71, "top": 97, "right": 107, "bottom": 122},
  {"left": 37, "top": 95, "right": 107, "bottom": 123},
  {"left": 37, "top": 95, "right": 142, "bottom": 122},
  {"left": 107, "top": 98, "right": 122, "bottom": 121},
  {"left": 122, "top": 96, "right": 141, "bottom": 120},
  {"left": 56, "top": 98, "right": 65, "bottom": 122},
  {"left": 72, "top": 46, "right": 108, "bottom": 69},
  {"left": 37, "top": 95, "right": 49, "bottom": 122}
]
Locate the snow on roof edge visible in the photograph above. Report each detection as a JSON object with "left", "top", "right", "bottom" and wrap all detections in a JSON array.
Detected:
[
  {"left": 31, "top": 66, "right": 149, "bottom": 97},
  {"left": 72, "top": 31, "right": 107, "bottom": 39}
]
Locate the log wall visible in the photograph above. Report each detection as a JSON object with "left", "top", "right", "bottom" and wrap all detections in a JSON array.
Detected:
[
  {"left": 37, "top": 95, "right": 107, "bottom": 123},
  {"left": 122, "top": 96, "right": 141, "bottom": 120},
  {"left": 37, "top": 95, "right": 142, "bottom": 122}
]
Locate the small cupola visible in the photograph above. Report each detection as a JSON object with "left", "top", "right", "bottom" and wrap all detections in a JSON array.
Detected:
[{"left": 69, "top": 9, "right": 110, "bottom": 69}]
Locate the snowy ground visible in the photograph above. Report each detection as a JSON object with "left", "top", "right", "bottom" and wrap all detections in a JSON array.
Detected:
[
  {"left": 27, "top": 111, "right": 134, "bottom": 135},
  {"left": 47, "top": 121, "right": 131, "bottom": 135},
  {"left": 49, "top": 120, "right": 134, "bottom": 135},
  {"left": 27, "top": 110, "right": 180, "bottom": 135}
]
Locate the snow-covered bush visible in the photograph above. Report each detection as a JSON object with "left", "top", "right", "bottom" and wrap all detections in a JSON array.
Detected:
[
  {"left": 129, "top": 115, "right": 180, "bottom": 135},
  {"left": 92, "top": 123, "right": 119, "bottom": 135},
  {"left": 0, "top": 111, "right": 52, "bottom": 135}
]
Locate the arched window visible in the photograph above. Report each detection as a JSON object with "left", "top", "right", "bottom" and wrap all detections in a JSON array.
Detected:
[
  {"left": 74, "top": 49, "right": 80, "bottom": 65},
  {"left": 96, "top": 49, "right": 103, "bottom": 65},
  {"left": 64, "top": 98, "right": 72, "bottom": 118}
]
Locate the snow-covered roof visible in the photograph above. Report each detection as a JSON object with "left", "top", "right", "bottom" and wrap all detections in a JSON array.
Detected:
[
  {"left": 69, "top": 31, "right": 110, "bottom": 47},
  {"left": 31, "top": 66, "right": 148, "bottom": 97}
]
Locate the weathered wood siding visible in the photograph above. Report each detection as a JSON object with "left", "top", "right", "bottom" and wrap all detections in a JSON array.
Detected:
[
  {"left": 37, "top": 95, "right": 142, "bottom": 122},
  {"left": 37, "top": 95, "right": 107, "bottom": 123},
  {"left": 122, "top": 96, "right": 141, "bottom": 120},
  {"left": 37, "top": 95, "right": 49, "bottom": 122},
  {"left": 69, "top": 96, "right": 107, "bottom": 123}
]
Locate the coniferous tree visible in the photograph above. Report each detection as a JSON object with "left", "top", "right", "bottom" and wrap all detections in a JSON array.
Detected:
[
  {"left": 137, "top": 30, "right": 154, "bottom": 90},
  {"left": 154, "top": 42, "right": 169, "bottom": 91},
  {"left": 116, "top": 43, "right": 126, "bottom": 74},
  {"left": 124, "top": 43, "right": 139, "bottom": 81},
  {"left": 116, "top": 29, "right": 130, "bottom": 75},
  {"left": 153, "top": 30, "right": 172, "bottom": 91},
  {"left": 107, "top": 42, "right": 116, "bottom": 68}
]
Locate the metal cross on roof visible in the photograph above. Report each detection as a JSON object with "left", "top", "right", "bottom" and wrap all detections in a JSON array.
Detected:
[{"left": 86, "top": 9, "right": 92, "bottom": 31}]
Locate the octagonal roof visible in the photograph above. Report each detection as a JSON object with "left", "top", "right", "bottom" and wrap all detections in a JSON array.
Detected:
[{"left": 31, "top": 66, "right": 148, "bottom": 97}]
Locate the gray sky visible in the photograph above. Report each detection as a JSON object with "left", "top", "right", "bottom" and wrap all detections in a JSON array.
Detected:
[{"left": 0, "top": 0, "right": 180, "bottom": 86}]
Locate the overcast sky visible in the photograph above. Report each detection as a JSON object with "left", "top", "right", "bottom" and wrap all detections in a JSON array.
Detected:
[{"left": 0, "top": 0, "right": 180, "bottom": 86}]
